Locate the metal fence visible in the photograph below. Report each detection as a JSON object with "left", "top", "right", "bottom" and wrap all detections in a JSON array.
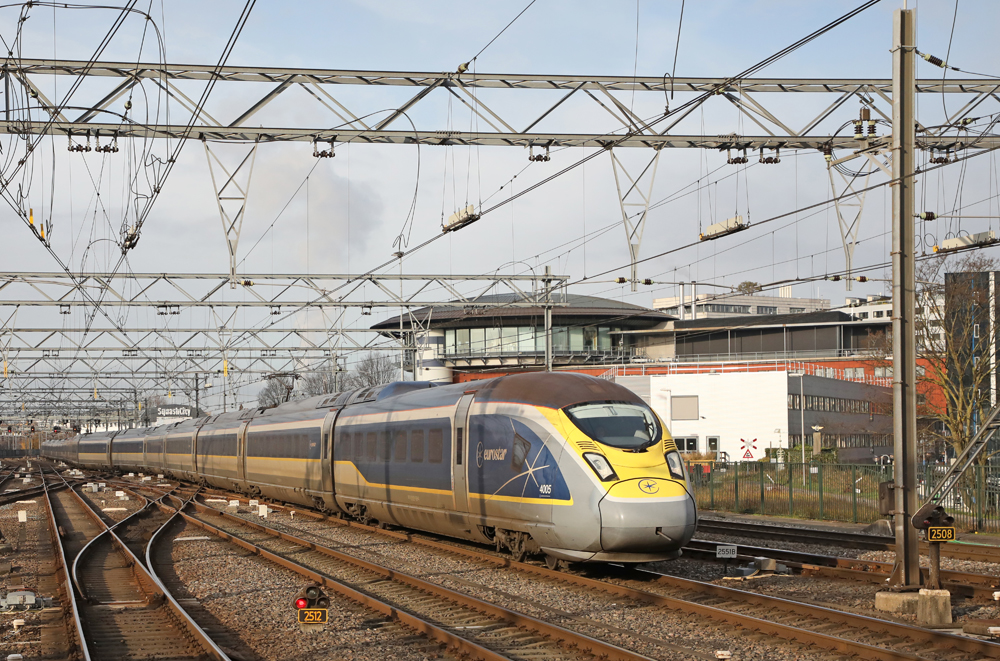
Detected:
[
  {"left": 686, "top": 462, "right": 1000, "bottom": 533},
  {"left": 0, "top": 450, "right": 39, "bottom": 458}
]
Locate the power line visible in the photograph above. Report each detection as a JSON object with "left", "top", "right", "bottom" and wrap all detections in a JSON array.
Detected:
[{"left": 467, "top": 0, "right": 537, "bottom": 65}]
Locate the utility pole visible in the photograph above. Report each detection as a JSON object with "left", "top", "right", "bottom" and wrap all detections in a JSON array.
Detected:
[
  {"left": 544, "top": 265, "right": 553, "bottom": 372},
  {"left": 194, "top": 373, "right": 200, "bottom": 419},
  {"left": 890, "top": 7, "right": 922, "bottom": 588}
]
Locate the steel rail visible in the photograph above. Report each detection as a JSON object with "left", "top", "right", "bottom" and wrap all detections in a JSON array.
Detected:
[
  {"left": 150, "top": 492, "right": 529, "bottom": 661},
  {"left": 695, "top": 518, "right": 1000, "bottom": 563},
  {"left": 0, "top": 483, "right": 58, "bottom": 507},
  {"left": 111, "top": 479, "right": 1000, "bottom": 659},
  {"left": 50, "top": 472, "right": 231, "bottom": 661},
  {"left": 0, "top": 466, "right": 17, "bottom": 492},
  {"left": 39, "top": 467, "right": 88, "bottom": 661},
  {"left": 683, "top": 539, "right": 1000, "bottom": 600},
  {"left": 229, "top": 497, "right": 1000, "bottom": 661},
  {"left": 169, "top": 494, "right": 653, "bottom": 661}
]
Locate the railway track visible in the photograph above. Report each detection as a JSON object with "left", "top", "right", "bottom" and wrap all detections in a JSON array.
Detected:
[
  {"left": 170, "top": 486, "right": 1000, "bottom": 661},
  {"left": 696, "top": 518, "right": 1000, "bottom": 563},
  {"left": 683, "top": 539, "right": 1000, "bottom": 600},
  {"left": 42, "top": 471, "right": 228, "bottom": 660},
  {"left": 157, "top": 489, "right": 651, "bottom": 661}
]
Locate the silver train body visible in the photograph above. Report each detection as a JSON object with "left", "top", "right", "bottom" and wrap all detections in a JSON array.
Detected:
[{"left": 42, "top": 372, "right": 697, "bottom": 563}]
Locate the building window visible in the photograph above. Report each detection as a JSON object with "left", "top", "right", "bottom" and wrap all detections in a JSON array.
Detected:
[
  {"left": 519, "top": 327, "right": 536, "bottom": 352},
  {"left": 598, "top": 327, "right": 612, "bottom": 351},
  {"left": 501, "top": 327, "right": 518, "bottom": 353},
  {"left": 486, "top": 328, "right": 501, "bottom": 353},
  {"left": 874, "top": 310, "right": 884, "bottom": 318},
  {"left": 757, "top": 306, "right": 777, "bottom": 315},
  {"left": 671, "top": 396, "right": 699, "bottom": 420},
  {"left": 789, "top": 307, "right": 805, "bottom": 313},
  {"left": 456, "top": 328, "right": 470, "bottom": 354},
  {"left": 552, "top": 327, "right": 569, "bottom": 351},
  {"left": 708, "top": 436, "right": 719, "bottom": 453},
  {"left": 470, "top": 328, "right": 486, "bottom": 355},
  {"left": 705, "top": 304, "right": 751, "bottom": 314},
  {"left": 875, "top": 366, "right": 893, "bottom": 378},
  {"left": 675, "top": 437, "right": 698, "bottom": 453}
]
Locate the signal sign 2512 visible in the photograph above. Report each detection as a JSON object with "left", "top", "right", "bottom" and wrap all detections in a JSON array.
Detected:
[{"left": 297, "top": 608, "right": 328, "bottom": 624}]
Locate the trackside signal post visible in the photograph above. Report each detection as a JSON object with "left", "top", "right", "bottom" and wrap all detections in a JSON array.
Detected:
[
  {"left": 890, "top": 7, "right": 922, "bottom": 588},
  {"left": 294, "top": 584, "right": 330, "bottom": 632}
]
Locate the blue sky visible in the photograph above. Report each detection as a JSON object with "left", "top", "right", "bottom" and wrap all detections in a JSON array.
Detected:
[{"left": 3, "top": 0, "right": 1000, "bottom": 407}]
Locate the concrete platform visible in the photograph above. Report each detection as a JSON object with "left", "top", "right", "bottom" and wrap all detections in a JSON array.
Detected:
[
  {"left": 917, "top": 589, "right": 952, "bottom": 626},
  {"left": 875, "top": 591, "right": 919, "bottom": 615}
]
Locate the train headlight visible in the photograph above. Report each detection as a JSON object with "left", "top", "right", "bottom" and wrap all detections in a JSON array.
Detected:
[
  {"left": 665, "top": 451, "right": 686, "bottom": 481},
  {"left": 583, "top": 452, "right": 618, "bottom": 481}
]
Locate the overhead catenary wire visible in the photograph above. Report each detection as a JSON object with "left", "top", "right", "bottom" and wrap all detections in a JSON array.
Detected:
[
  {"left": 466, "top": 0, "right": 538, "bottom": 66},
  {"left": 218, "top": 0, "right": 893, "bottom": 353},
  {"left": 1, "top": 2, "right": 255, "bottom": 410}
]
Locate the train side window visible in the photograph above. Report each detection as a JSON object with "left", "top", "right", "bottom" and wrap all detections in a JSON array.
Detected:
[
  {"left": 377, "top": 432, "right": 390, "bottom": 462},
  {"left": 365, "top": 432, "right": 377, "bottom": 461},
  {"left": 393, "top": 430, "right": 407, "bottom": 462},
  {"left": 354, "top": 432, "right": 363, "bottom": 459},
  {"left": 410, "top": 430, "right": 425, "bottom": 463},
  {"left": 428, "top": 429, "right": 443, "bottom": 464}
]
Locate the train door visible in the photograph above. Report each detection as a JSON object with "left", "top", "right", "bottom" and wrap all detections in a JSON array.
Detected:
[
  {"left": 191, "top": 423, "right": 201, "bottom": 476},
  {"left": 452, "top": 393, "right": 475, "bottom": 513},
  {"left": 320, "top": 409, "right": 340, "bottom": 502},
  {"left": 105, "top": 431, "right": 117, "bottom": 470},
  {"left": 236, "top": 420, "right": 251, "bottom": 487}
]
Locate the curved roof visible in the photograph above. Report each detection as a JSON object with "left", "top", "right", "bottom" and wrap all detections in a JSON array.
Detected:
[{"left": 371, "top": 292, "right": 670, "bottom": 331}]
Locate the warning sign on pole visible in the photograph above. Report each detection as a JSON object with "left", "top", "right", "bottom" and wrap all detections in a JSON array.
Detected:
[
  {"left": 743, "top": 450, "right": 754, "bottom": 459},
  {"left": 740, "top": 439, "right": 757, "bottom": 460}
]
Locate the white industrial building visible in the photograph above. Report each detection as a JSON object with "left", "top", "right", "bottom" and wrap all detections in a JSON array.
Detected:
[
  {"left": 653, "top": 286, "right": 829, "bottom": 320},
  {"left": 616, "top": 371, "right": 892, "bottom": 463}
]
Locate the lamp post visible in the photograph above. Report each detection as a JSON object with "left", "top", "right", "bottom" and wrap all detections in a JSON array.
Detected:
[
  {"left": 811, "top": 425, "right": 824, "bottom": 456},
  {"left": 811, "top": 424, "right": 824, "bottom": 490},
  {"left": 791, "top": 372, "right": 806, "bottom": 487}
]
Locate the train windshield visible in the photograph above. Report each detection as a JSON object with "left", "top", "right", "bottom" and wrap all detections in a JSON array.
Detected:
[{"left": 564, "top": 401, "right": 662, "bottom": 451}]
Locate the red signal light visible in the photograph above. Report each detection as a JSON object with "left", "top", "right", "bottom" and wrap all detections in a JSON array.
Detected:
[{"left": 295, "top": 598, "right": 308, "bottom": 609}]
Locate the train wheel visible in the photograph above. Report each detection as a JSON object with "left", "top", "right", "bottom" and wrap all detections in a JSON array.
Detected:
[{"left": 509, "top": 531, "right": 528, "bottom": 563}]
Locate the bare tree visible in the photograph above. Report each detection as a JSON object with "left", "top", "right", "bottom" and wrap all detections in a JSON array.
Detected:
[
  {"left": 344, "top": 352, "right": 398, "bottom": 389},
  {"left": 918, "top": 252, "right": 1000, "bottom": 464},
  {"left": 257, "top": 376, "right": 296, "bottom": 408},
  {"left": 865, "top": 252, "right": 1000, "bottom": 464},
  {"left": 301, "top": 369, "right": 337, "bottom": 397}
]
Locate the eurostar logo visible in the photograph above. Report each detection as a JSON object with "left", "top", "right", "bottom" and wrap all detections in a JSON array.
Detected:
[
  {"left": 638, "top": 479, "right": 659, "bottom": 494},
  {"left": 476, "top": 442, "right": 484, "bottom": 468}
]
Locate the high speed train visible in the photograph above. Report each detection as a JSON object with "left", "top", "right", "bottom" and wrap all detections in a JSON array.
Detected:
[{"left": 42, "top": 372, "right": 697, "bottom": 564}]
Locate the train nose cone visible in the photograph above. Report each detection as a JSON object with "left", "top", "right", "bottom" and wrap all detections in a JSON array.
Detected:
[{"left": 598, "top": 478, "right": 697, "bottom": 553}]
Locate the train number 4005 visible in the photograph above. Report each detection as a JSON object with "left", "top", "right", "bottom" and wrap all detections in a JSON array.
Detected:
[
  {"left": 927, "top": 527, "right": 956, "bottom": 542},
  {"left": 297, "top": 609, "right": 328, "bottom": 624}
]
